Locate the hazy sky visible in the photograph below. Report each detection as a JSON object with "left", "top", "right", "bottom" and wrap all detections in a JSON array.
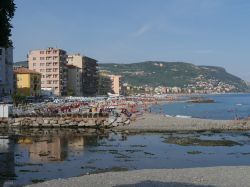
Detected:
[{"left": 12, "top": 0, "right": 250, "bottom": 81}]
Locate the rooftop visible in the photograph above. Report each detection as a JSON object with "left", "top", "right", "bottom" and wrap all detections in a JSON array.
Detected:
[{"left": 14, "top": 68, "right": 40, "bottom": 74}]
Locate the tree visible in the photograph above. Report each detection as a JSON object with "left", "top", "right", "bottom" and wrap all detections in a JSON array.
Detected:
[
  {"left": 67, "top": 89, "right": 75, "bottom": 96},
  {"left": 0, "top": 0, "right": 16, "bottom": 47},
  {"left": 12, "top": 93, "right": 26, "bottom": 107}
]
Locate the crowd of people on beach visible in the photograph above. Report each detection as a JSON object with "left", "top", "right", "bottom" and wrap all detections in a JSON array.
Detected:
[{"left": 11, "top": 96, "right": 164, "bottom": 119}]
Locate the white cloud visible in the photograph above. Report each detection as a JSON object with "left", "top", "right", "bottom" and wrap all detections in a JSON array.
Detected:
[{"left": 132, "top": 24, "right": 151, "bottom": 37}]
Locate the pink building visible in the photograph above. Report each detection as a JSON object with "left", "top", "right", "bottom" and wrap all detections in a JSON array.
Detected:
[{"left": 28, "top": 47, "right": 68, "bottom": 96}]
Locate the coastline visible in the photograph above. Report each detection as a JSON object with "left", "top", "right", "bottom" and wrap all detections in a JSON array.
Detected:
[
  {"left": 115, "top": 113, "right": 250, "bottom": 132},
  {"left": 26, "top": 166, "right": 250, "bottom": 187}
]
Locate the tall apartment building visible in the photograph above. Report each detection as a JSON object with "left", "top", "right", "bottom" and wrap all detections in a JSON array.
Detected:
[
  {"left": 28, "top": 47, "right": 68, "bottom": 96},
  {"left": 66, "top": 64, "right": 81, "bottom": 96},
  {"left": 0, "top": 47, "right": 14, "bottom": 97},
  {"left": 67, "top": 54, "right": 98, "bottom": 96},
  {"left": 108, "top": 75, "right": 123, "bottom": 95}
]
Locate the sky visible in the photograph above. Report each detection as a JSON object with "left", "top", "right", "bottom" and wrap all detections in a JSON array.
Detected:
[{"left": 12, "top": 0, "right": 250, "bottom": 81}]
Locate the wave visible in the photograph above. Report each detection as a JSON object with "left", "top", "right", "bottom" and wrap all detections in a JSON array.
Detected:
[{"left": 175, "top": 115, "right": 192, "bottom": 118}]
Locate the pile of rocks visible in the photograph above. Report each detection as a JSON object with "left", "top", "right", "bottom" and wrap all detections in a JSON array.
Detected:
[{"left": 0, "top": 115, "right": 130, "bottom": 129}]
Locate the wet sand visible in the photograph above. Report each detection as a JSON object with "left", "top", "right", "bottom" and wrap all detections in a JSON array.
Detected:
[
  {"left": 27, "top": 166, "right": 250, "bottom": 187},
  {"left": 116, "top": 113, "right": 250, "bottom": 132}
]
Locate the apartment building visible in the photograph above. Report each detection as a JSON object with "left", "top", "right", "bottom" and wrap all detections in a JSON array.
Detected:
[
  {"left": 108, "top": 75, "right": 123, "bottom": 95},
  {"left": 28, "top": 47, "right": 68, "bottom": 96},
  {"left": 66, "top": 64, "right": 81, "bottom": 96},
  {"left": 67, "top": 54, "right": 98, "bottom": 96},
  {"left": 14, "top": 68, "right": 41, "bottom": 96},
  {"left": 0, "top": 47, "right": 14, "bottom": 97}
]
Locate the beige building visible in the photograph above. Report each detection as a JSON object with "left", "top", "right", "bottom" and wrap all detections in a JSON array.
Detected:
[
  {"left": 108, "top": 75, "right": 123, "bottom": 95},
  {"left": 0, "top": 47, "right": 14, "bottom": 97},
  {"left": 28, "top": 47, "right": 68, "bottom": 96},
  {"left": 66, "top": 64, "right": 81, "bottom": 96},
  {"left": 67, "top": 54, "right": 98, "bottom": 96}
]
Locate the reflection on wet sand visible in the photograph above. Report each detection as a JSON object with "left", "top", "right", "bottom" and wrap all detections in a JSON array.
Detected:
[
  {"left": 17, "top": 133, "right": 100, "bottom": 162},
  {"left": 29, "top": 137, "right": 67, "bottom": 162}
]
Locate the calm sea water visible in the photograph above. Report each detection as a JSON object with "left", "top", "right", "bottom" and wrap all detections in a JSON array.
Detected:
[
  {"left": 151, "top": 93, "right": 250, "bottom": 120},
  {"left": 1, "top": 129, "right": 250, "bottom": 186}
]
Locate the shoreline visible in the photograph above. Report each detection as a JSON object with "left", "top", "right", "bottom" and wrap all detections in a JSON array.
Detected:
[
  {"left": 26, "top": 166, "right": 250, "bottom": 187},
  {"left": 1, "top": 112, "right": 250, "bottom": 132},
  {"left": 115, "top": 113, "right": 250, "bottom": 132}
]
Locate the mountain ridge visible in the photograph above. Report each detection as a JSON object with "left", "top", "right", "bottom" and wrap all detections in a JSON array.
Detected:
[{"left": 99, "top": 61, "right": 248, "bottom": 92}]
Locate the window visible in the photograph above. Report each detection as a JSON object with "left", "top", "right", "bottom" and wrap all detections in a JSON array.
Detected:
[
  {"left": 40, "top": 57, "right": 44, "bottom": 60},
  {"left": 40, "top": 51, "right": 44, "bottom": 54},
  {"left": 47, "top": 80, "right": 52, "bottom": 84},
  {"left": 33, "top": 63, "right": 36, "bottom": 66},
  {"left": 53, "top": 74, "right": 58, "bottom": 78},
  {"left": 46, "top": 62, "right": 52, "bottom": 66},
  {"left": 53, "top": 68, "right": 58, "bottom": 72},
  {"left": 40, "top": 69, "right": 45, "bottom": 72},
  {"left": 40, "top": 63, "right": 45, "bottom": 66},
  {"left": 0, "top": 49, "right": 2, "bottom": 55},
  {"left": 33, "top": 57, "right": 36, "bottom": 60}
]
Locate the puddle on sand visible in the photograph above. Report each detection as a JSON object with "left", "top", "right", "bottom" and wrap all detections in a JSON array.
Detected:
[{"left": 1, "top": 129, "right": 250, "bottom": 186}]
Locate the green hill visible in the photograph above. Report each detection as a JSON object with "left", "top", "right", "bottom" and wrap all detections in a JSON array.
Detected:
[{"left": 99, "top": 61, "right": 248, "bottom": 91}]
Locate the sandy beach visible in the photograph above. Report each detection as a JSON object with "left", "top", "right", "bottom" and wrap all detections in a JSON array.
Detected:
[
  {"left": 27, "top": 166, "right": 250, "bottom": 187},
  {"left": 116, "top": 113, "right": 250, "bottom": 132}
]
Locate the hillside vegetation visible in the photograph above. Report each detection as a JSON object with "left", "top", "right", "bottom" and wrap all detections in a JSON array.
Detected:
[{"left": 99, "top": 61, "right": 248, "bottom": 91}]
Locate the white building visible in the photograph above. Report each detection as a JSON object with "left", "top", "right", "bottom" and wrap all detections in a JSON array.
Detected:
[{"left": 0, "top": 47, "right": 14, "bottom": 97}]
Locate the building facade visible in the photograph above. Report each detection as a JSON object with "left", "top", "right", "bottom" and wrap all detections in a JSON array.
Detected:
[
  {"left": 66, "top": 64, "right": 81, "bottom": 96},
  {"left": 28, "top": 47, "right": 68, "bottom": 96},
  {"left": 67, "top": 54, "right": 98, "bottom": 96},
  {"left": 14, "top": 68, "right": 41, "bottom": 96},
  {"left": 108, "top": 75, "right": 123, "bottom": 95},
  {"left": 0, "top": 47, "right": 14, "bottom": 97}
]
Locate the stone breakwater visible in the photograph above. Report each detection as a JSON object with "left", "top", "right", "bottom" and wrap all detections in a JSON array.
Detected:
[{"left": 0, "top": 115, "right": 130, "bottom": 128}]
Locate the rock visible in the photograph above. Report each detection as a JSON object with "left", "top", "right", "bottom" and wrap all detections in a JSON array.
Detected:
[
  {"left": 78, "top": 121, "right": 86, "bottom": 127},
  {"left": 11, "top": 122, "right": 20, "bottom": 127},
  {"left": 50, "top": 120, "right": 58, "bottom": 124},
  {"left": 65, "top": 120, "right": 71, "bottom": 124},
  {"left": 68, "top": 122, "right": 77, "bottom": 127},
  {"left": 32, "top": 123, "right": 40, "bottom": 127},
  {"left": 58, "top": 120, "right": 65, "bottom": 125},
  {"left": 52, "top": 123, "right": 60, "bottom": 127},
  {"left": 36, "top": 118, "right": 44, "bottom": 124},
  {"left": 8, "top": 118, "right": 14, "bottom": 124},
  {"left": 44, "top": 119, "right": 49, "bottom": 124}
]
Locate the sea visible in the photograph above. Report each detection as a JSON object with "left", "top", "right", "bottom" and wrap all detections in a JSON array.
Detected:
[
  {"left": 151, "top": 93, "right": 250, "bottom": 120},
  {"left": 1, "top": 94, "right": 250, "bottom": 186}
]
